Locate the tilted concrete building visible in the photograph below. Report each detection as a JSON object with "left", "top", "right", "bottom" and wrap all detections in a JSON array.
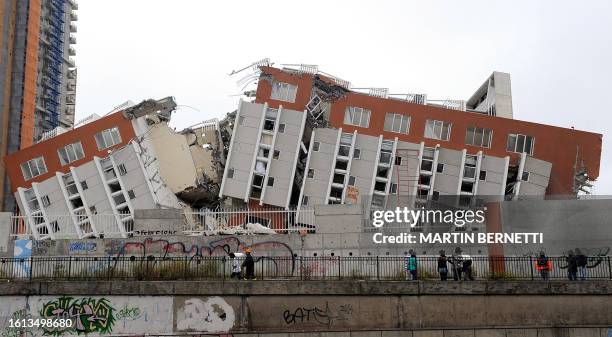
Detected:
[
  {"left": 3, "top": 98, "right": 225, "bottom": 239},
  {"left": 219, "top": 64, "right": 601, "bottom": 213}
]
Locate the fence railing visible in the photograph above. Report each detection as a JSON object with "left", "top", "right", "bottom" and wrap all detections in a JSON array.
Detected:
[
  {"left": 183, "top": 206, "right": 316, "bottom": 234},
  {"left": 10, "top": 213, "right": 129, "bottom": 240},
  {"left": 10, "top": 207, "right": 316, "bottom": 239},
  {"left": 1, "top": 256, "right": 610, "bottom": 281}
]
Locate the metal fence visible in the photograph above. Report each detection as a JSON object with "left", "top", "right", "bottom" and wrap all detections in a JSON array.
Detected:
[
  {"left": 10, "top": 213, "right": 129, "bottom": 240},
  {"left": 1, "top": 256, "right": 610, "bottom": 281},
  {"left": 183, "top": 206, "right": 316, "bottom": 234},
  {"left": 10, "top": 207, "right": 317, "bottom": 239}
]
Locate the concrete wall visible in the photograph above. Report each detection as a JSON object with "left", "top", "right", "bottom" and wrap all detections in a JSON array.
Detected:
[
  {"left": 501, "top": 198, "right": 612, "bottom": 255},
  {"left": 1, "top": 281, "right": 611, "bottom": 336},
  {"left": 5, "top": 197, "right": 612, "bottom": 259}
]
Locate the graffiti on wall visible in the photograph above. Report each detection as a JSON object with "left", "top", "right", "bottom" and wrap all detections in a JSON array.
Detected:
[
  {"left": 283, "top": 302, "right": 353, "bottom": 328},
  {"left": 13, "top": 240, "right": 32, "bottom": 277},
  {"left": 39, "top": 297, "right": 115, "bottom": 336},
  {"left": 0, "top": 296, "right": 172, "bottom": 337},
  {"left": 32, "top": 241, "right": 56, "bottom": 256},
  {"left": 1, "top": 308, "right": 33, "bottom": 337},
  {"left": 67, "top": 242, "right": 97, "bottom": 254},
  {"left": 105, "top": 237, "right": 294, "bottom": 258},
  {"left": 103, "top": 237, "right": 296, "bottom": 277},
  {"left": 175, "top": 297, "right": 235, "bottom": 333}
]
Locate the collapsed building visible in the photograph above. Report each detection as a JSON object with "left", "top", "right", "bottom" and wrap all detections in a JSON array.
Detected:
[
  {"left": 3, "top": 60, "right": 603, "bottom": 238},
  {"left": 3, "top": 97, "right": 227, "bottom": 239}
]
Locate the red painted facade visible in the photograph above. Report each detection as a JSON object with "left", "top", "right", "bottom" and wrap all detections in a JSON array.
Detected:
[
  {"left": 256, "top": 66, "right": 602, "bottom": 196},
  {"left": 3, "top": 111, "right": 136, "bottom": 191}
]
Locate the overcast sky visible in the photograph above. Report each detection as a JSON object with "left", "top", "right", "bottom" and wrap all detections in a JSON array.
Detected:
[{"left": 75, "top": 0, "right": 612, "bottom": 193}]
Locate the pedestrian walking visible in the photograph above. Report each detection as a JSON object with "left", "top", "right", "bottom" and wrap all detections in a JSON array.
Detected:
[
  {"left": 405, "top": 250, "right": 418, "bottom": 281},
  {"left": 536, "top": 251, "right": 552, "bottom": 281},
  {"left": 438, "top": 250, "right": 449, "bottom": 281},
  {"left": 229, "top": 252, "right": 243, "bottom": 279},
  {"left": 575, "top": 248, "right": 588, "bottom": 280},
  {"left": 242, "top": 248, "right": 255, "bottom": 280}
]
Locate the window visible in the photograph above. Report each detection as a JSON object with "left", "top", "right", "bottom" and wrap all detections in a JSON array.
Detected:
[
  {"left": 302, "top": 195, "right": 310, "bottom": 206},
  {"left": 390, "top": 183, "right": 398, "bottom": 194},
  {"left": 521, "top": 171, "right": 530, "bottom": 182},
  {"left": 424, "top": 120, "right": 452, "bottom": 141},
  {"left": 395, "top": 157, "right": 402, "bottom": 166},
  {"left": 81, "top": 180, "right": 88, "bottom": 190},
  {"left": 227, "top": 168, "right": 234, "bottom": 179},
  {"left": 507, "top": 134, "right": 535, "bottom": 155},
  {"left": 239, "top": 116, "right": 245, "bottom": 125},
  {"left": 41, "top": 195, "right": 51, "bottom": 207},
  {"left": 463, "top": 155, "right": 477, "bottom": 179},
  {"left": 313, "top": 142, "right": 320, "bottom": 152},
  {"left": 118, "top": 164, "right": 127, "bottom": 176},
  {"left": 127, "top": 190, "right": 136, "bottom": 199},
  {"left": 437, "top": 163, "right": 444, "bottom": 173},
  {"left": 278, "top": 124, "right": 286, "bottom": 133},
  {"left": 348, "top": 176, "right": 356, "bottom": 186},
  {"left": 465, "top": 126, "right": 493, "bottom": 148},
  {"left": 353, "top": 148, "right": 361, "bottom": 159},
  {"left": 384, "top": 113, "right": 410, "bottom": 134},
  {"left": 479, "top": 170, "right": 487, "bottom": 181},
  {"left": 50, "top": 221, "right": 60, "bottom": 233},
  {"left": 89, "top": 206, "right": 97, "bottom": 214},
  {"left": 95, "top": 127, "right": 122, "bottom": 150},
  {"left": 307, "top": 169, "right": 315, "bottom": 178},
  {"left": 344, "top": 106, "right": 371, "bottom": 128},
  {"left": 271, "top": 81, "right": 297, "bottom": 103},
  {"left": 58, "top": 141, "right": 84, "bottom": 165},
  {"left": 21, "top": 156, "right": 47, "bottom": 180},
  {"left": 273, "top": 150, "right": 280, "bottom": 160},
  {"left": 252, "top": 174, "right": 265, "bottom": 187},
  {"left": 267, "top": 177, "right": 275, "bottom": 186}
]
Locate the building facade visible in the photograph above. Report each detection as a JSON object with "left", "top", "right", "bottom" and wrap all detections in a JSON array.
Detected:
[
  {"left": 253, "top": 66, "right": 600, "bottom": 197},
  {"left": 0, "top": 0, "right": 78, "bottom": 212}
]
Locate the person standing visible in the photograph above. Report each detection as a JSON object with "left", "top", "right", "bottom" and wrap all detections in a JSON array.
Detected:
[
  {"left": 566, "top": 250, "right": 578, "bottom": 281},
  {"left": 242, "top": 248, "right": 255, "bottom": 280},
  {"left": 462, "top": 254, "right": 474, "bottom": 281},
  {"left": 536, "top": 251, "right": 552, "bottom": 281},
  {"left": 575, "top": 248, "right": 588, "bottom": 280},
  {"left": 438, "top": 250, "right": 449, "bottom": 281},
  {"left": 450, "top": 247, "right": 463, "bottom": 281},
  {"left": 406, "top": 250, "right": 418, "bottom": 281}
]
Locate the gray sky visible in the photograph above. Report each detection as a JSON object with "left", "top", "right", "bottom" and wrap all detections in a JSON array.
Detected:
[{"left": 75, "top": 0, "right": 612, "bottom": 193}]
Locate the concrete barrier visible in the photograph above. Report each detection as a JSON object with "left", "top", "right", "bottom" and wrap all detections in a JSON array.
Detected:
[{"left": 1, "top": 281, "right": 611, "bottom": 336}]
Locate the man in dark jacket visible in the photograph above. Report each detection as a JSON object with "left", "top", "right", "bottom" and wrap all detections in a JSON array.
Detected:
[
  {"left": 242, "top": 248, "right": 255, "bottom": 280},
  {"left": 566, "top": 250, "right": 578, "bottom": 281},
  {"left": 438, "top": 250, "right": 448, "bottom": 281},
  {"left": 575, "top": 248, "right": 588, "bottom": 280}
]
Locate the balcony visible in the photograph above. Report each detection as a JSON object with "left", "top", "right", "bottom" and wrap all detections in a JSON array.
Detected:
[
  {"left": 68, "top": 47, "right": 76, "bottom": 56},
  {"left": 67, "top": 82, "right": 77, "bottom": 92},
  {"left": 69, "top": 34, "right": 76, "bottom": 44},
  {"left": 70, "top": 10, "right": 78, "bottom": 21},
  {"left": 67, "top": 69, "right": 77, "bottom": 79},
  {"left": 70, "top": 23, "right": 77, "bottom": 33},
  {"left": 66, "top": 58, "right": 76, "bottom": 68},
  {"left": 68, "top": 0, "right": 78, "bottom": 10}
]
